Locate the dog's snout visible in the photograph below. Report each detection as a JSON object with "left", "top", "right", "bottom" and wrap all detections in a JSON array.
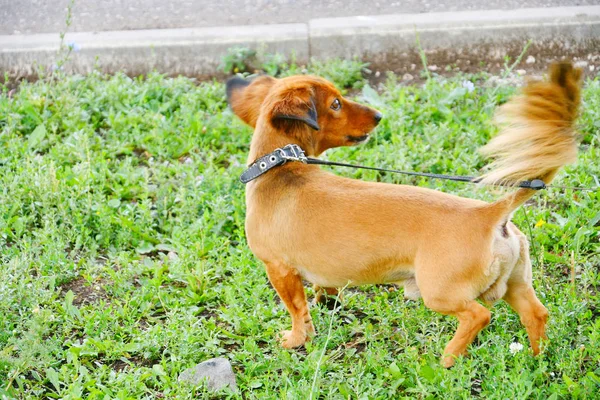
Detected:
[{"left": 374, "top": 112, "right": 383, "bottom": 125}]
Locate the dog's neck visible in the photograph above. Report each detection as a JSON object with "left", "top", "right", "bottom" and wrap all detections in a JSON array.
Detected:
[{"left": 247, "top": 128, "right": 316, "bottom": 165}]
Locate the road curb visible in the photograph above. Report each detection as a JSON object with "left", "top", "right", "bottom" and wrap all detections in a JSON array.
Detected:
[
  {"left": 0, "top": 23, "right": 309, "bottom": 78},
  {"left": 1, "top": 6, "right": 599, "bottom": 78},
  {"left": 310, "top": 6, "right": 600, "bottom": 68}
]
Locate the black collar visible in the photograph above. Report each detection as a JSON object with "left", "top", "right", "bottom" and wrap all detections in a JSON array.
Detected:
[{"left": 240, "top": 144, "right": 308, "bottom": 184}]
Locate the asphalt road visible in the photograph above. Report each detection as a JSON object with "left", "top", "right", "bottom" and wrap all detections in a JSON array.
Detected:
[{"left": 2, "top": 0, "right": 598, "bottom": 35}]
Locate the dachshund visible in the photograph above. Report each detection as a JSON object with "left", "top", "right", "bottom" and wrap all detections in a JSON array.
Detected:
[{"left": 226, "top": 63, "right": 581, "bottom": 367}]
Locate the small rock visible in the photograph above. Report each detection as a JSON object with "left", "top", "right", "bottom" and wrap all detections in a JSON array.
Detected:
[
  {"left": 402, "top": 73, "right": 414, "bottom": 81},
  {"left": 427, "top": 65, "right": 438, "bottom": 71},
  {"left": 167, "top": 251, "right": 179, "bottom": 261},
  {"left": 590, "top": 65, "right": 596, "bottom": 72},
  {"left": 374, "top": 71, "right": 380, "bottom": 78},
  {"left": 179, "top": 358, "right": 237, "bottom": 392},
  {"left": 516, "top": 69, "right": 526, "bottom": 76},
  {"left": 574, "top": 60, "right": 588, "bottom": 68},
  {"left": 410, "top": 63, "right": 416, "bottom": 71},
  {"left": 525, "top": 56, "right": 535, "bottom": 64}
]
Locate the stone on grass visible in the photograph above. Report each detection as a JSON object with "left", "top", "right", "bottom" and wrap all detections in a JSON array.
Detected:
[{"left": 178, "top": 358, "right": 237, "bottom": 392}]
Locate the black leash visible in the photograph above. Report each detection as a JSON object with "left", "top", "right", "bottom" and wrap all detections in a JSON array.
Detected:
[
  {"left": 240, "top": 144, "right": 595, "bottom": 192},
  {"left": 306, "top": 158, "right": 547, "bottom": 189}
]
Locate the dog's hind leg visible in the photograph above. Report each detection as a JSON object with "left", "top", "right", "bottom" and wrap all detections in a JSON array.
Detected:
[
  {"left": 424, "top": 297, "right": 491, "bottom": 368},
  {"left": 503, "top": 235, "right": 548, "bottom": 355},
  {"left": 418, "top": 260, "right": 491, "bottom": 368},
  {"left": 314, "top": 286, "right": 341, "bottom": 309},
  {"left": 265, "top": 261, "right": 315, "bottom": 348},
  {"left": 503, "top": 283, "right": 548, "bottom": 355}
]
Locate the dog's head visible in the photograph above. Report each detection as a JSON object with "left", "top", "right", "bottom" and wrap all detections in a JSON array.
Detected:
[{"left": 226, "top": 75, "right": 382, "bottom": 155}]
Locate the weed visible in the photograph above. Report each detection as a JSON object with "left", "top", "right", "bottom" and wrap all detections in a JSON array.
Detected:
[
  {"left": 0, "top": 62, "right": 598, "bottom": 399},
  {"left": 220, "top": 47, "right": 257, "bottom": 74}
]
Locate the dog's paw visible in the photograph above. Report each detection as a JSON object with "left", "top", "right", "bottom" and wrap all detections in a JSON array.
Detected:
[
  {"left": 441, "top": 354, "right": 458, "bottom": 368},
  {"left": 280, "top": 330, "right": 307, "bottom": 348}
]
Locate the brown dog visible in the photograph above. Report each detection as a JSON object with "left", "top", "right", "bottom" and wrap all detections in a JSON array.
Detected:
[{"left": 226, "top": 63, "right": 581, "bottom": 367}]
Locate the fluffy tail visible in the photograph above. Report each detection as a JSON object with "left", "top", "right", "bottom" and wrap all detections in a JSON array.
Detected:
[{"left": 482, "top": 62, "right": 582, "bottom": 219}]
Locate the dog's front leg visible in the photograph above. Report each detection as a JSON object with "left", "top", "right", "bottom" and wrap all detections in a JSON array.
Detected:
[
  {"left": 402, "top": 278, "right": 421, "bottom": 300},
  {"left": 314, "top": 285, "right": 341, "bottom": 309},
  {"left": 265, "top": 261, "right": 315, "bottom": 348}
]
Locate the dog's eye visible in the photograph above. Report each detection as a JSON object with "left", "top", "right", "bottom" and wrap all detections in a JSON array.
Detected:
[{"left": 330, "top": 99, "right": 341, "bottom": 111}]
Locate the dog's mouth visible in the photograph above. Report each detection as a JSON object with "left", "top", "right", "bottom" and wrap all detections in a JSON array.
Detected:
[{"left": 347, "top": 134, "right": 370, "bottom": 143}]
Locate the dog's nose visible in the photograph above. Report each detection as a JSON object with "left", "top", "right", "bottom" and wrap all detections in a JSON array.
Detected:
[{"left": 374, "top": 112, "right": 383, "bottom": 125}]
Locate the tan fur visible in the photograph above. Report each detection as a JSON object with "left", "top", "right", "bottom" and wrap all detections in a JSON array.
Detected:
[{"left": 226, "top": 62, "right": 581, "bottom": 367}]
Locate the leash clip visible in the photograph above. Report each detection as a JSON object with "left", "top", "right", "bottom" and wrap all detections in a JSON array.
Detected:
[{"left": 280, "top": 144, "right": 307, "bottom": 164}]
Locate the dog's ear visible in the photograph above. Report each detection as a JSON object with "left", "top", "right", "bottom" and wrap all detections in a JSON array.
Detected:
[
  {"left": 270, "top": 88, "right": 320, "bottom": 131},
  {"left": 226, "top": 75, "right": 276, "bottom": 128}
]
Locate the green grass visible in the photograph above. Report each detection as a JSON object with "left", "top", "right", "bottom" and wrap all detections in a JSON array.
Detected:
[{"left": 0, "top": 60, "right": 599, "bottom": 399}]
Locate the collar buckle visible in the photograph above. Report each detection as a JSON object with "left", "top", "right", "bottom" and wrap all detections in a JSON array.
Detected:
[{"left": 280, "top": 144, "right": 307, "bottom": 163}]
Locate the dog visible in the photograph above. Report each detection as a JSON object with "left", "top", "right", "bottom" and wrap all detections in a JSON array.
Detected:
[{"left": 226, "top": 63, "right": 581, "bottom": 367}]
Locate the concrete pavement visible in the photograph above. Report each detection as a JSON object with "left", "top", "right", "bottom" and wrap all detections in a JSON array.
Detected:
[{"left": 2, "top": 0, "right": 597, "bottom": 35}]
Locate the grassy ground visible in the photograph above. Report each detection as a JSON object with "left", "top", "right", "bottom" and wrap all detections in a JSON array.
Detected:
[{"left": 0, "top": 60, "right": 599, "bottom": 399}]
